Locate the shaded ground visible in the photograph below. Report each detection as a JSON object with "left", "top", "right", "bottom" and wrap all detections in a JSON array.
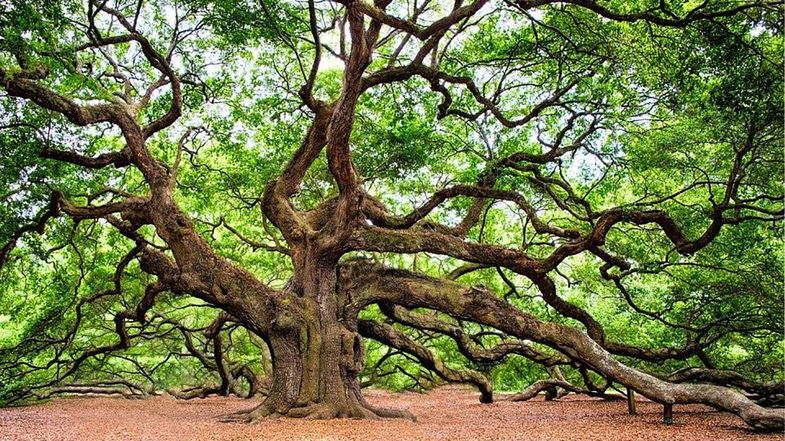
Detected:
[{"left": 0, "top": 386, "right": 782, "bottom": 441}]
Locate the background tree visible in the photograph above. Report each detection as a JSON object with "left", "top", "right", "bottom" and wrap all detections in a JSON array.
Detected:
[{"left": 0, "top": 0, "right": 782, "bottom": 431}]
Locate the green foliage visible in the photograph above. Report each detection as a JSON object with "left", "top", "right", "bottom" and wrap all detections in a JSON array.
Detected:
[{"left": 0, "top": 0, "right": 781, "bottom": 401}]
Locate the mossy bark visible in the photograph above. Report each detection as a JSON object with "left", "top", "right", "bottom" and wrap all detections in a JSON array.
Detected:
[{"left": 226, "top": 255, "right": 413, "bottom": 421}]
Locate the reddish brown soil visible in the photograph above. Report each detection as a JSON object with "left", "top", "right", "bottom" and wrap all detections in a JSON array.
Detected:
[{"left": 0, "top": 386, "right": 782, "bottom": 441}]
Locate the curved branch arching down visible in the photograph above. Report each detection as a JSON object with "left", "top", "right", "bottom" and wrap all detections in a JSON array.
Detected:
[
  {"left": 378, "top": 303, "right": 571, "bottom": 367},
  {"left": 505, "top": 378, "right": 624, "bottom": 402},
  {"left": 43, "top": 380, "right": 150, "bottom": 400},
  {"left": 358, "top": 319, "right": 494, "bottom": 403},
  {"left": 164, "top": 313, "right": 270, "bottom": 400},
  {"left": 664, "top": 367, "right": 785, "bottom": 407},
  {"left": 339, "top": 261, "right": 785, "bottom": 431}
]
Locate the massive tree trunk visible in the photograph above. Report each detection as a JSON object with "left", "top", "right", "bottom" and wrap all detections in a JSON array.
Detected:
[{"left": 226, "top": 252, "right": 413, "bottom": 421}]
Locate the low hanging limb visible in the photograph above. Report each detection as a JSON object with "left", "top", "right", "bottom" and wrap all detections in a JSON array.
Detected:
[
  {"left": 379, "top": 303, "right": 571, "bottom": 367},
  {"left": 340, "top": 261, "right": 785, "bottom": 431},
  {"left": 506, "top": 376, "right": 625, "bottom": 402},
  {"left": 164, "top": 313, "right": 269, "bottom": 400},
  {"left": 43, "top": 380, "right": 149, "bottom": 399},
  {"left": 357, "top": 319, "right": 494, "bottom": 403},
  {"left": 663, "top": 367, "right": 785, "bottom": 407},
  {"left": 0, "top": 239, "right": 173, "bottom": 404},
  {"left": 505, "top": 380, "right": 575, "bottom": 402},
  {"left": 360, "top": 346, "right": 402, "bottom": 388},
  {"left": 378, "top": 303, "right": 658, "bottom": 405}
]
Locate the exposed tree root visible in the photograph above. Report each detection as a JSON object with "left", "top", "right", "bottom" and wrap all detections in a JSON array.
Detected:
[{"left": 218, "top": 404, "right": 273, "bottom": 423}]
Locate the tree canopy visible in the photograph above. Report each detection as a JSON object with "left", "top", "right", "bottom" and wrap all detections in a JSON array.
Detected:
[{"left": 0, "top": 0, "right": 783, "bottom": 432}]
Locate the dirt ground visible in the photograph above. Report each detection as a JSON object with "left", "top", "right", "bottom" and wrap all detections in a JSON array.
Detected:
[{"left": 0, "top": 386, "right": 782, "bottom": 441}]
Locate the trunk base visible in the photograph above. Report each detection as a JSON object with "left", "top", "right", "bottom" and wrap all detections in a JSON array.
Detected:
[{"left": 219, "top": 399, "right": 416, "bottom": 422}]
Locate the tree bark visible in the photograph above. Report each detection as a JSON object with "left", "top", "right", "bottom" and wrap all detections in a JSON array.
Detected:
[
  {"left": 341, "top": 261, "right": 785, "bottom": 431},
  {"left": 225, "top": 254, "right": 413, "bottom": 421}
]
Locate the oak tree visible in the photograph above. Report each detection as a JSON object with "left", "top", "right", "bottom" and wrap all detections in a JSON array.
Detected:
[{"left": 1, "top": 0, "right": 783, "bottom": 431}]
